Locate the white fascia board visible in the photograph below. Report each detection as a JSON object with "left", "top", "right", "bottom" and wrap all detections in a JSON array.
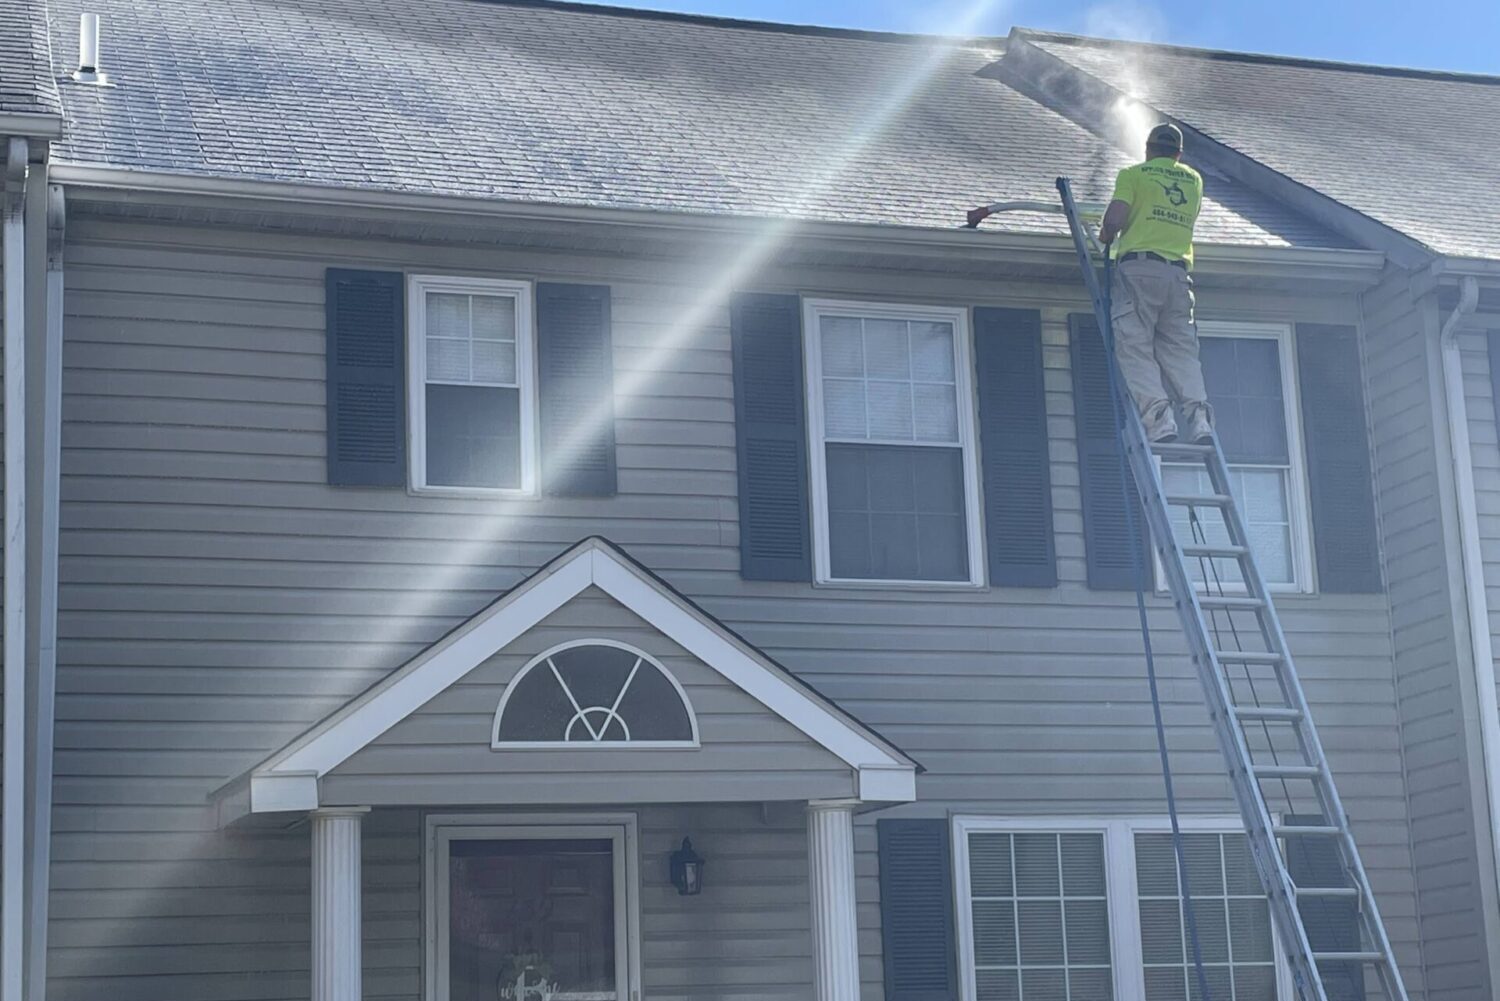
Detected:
[
  {"left": 249, "top": 772, "right": 319, "bottom": 814},
  {"left": 588, "top": 550, "right": 909, "bottom": 772},
  {"left": 267, "top": 551, "right": 593, "bottom": 777},
  {"left": 857, "top": 765, "right": 918, "bottom": 803}
]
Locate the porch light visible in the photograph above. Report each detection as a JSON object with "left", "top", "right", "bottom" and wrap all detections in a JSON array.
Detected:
[{"left": 669, "top": 837, "right": 704, "bottom": 896}]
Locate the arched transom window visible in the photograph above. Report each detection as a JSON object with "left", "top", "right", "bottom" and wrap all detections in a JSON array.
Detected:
[{"left": 491, "top": 640, "right": 699, "bottom": 748}]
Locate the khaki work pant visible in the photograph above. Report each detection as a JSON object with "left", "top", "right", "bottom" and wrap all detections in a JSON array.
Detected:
[{"left": 1109, "top": 257, "right": 1208, "bottom": 428}]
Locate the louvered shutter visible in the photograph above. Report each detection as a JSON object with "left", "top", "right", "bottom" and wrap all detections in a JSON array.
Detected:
[
  {"left": 731, "top": 292, "right": 812, "bottom": 581},
  {"left": 878, "top": 818, "right": 958, "bottom": 1001},
  {"left": 1070, "top": 313, "right": 1147, "bottom": 589},
  {"left": 326, "top": 268, "right": 405, "bottom": 486},
  {"left": 1284, "top": 816, "right": 1366, "bottom": 1001},
  {"left": 537, "top": 282, "right": 617, "bottom": 496},
  {"left": 974, "top": 307, "right": 1057, "bottom": 586},
  {"left": 1295, "top": 324, "right": 1382, "bottom": 593}
]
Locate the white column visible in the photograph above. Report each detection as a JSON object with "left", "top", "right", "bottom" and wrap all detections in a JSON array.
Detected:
[
  {"left": 311, "top": 808, "right": 368, "bottom": 1001},
  {"left": 807, "top": 801, "right": 861, "bottom": 1001}
]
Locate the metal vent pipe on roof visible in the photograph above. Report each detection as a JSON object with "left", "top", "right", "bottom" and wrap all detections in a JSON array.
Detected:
[{"left": 71, "top": 13, "right": 110, "bottom": 85}]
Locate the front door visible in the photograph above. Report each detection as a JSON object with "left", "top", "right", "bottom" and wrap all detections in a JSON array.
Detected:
[{"left": 431, "top": 819, "right": 637, "bottom": 1001}]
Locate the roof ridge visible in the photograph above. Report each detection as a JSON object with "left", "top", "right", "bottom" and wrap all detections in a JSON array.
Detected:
[
  {"left": 1014, "top": 27, "right": 1500, "bottom": 86},
  {"left": 468, "top": 0, "right": 1005, "bottom": 47}
]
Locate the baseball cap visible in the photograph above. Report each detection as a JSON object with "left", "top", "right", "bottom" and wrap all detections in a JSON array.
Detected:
[{"left": 1147, "top": 123, "right": 1184, "bottom": 153}]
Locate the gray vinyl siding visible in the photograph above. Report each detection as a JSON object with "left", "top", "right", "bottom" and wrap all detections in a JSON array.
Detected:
[
  {"left": 1360, "top": 269, "right": 1482, "bottom": 1000},
  {"left": 322, "top": 588, "right": 858, "bottom": 806},
  {"left": 50, "top": 206, "right": 1423, "bottom": 1000}
]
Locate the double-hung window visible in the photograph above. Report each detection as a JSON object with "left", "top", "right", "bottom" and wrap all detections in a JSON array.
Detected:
[
  {"left": 803, "top": 300, "right": 983, "bottom": 585},
  {"left": 408, "top": 275, "right": 537, "bottom": 494},
  {"left": 954, "top": 817, "right": 1288, "bottom": 1001},
  {"left": 1161, "top": 323, "right": 1313, "bottom": 592}
]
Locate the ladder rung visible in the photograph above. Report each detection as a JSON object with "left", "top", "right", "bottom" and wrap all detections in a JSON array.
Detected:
[
  {"left": 1214, "top": 650, "right": 1283, "bottom": 665},
  {"left": 1253, "top": 764, "right": 1321, "bottom": 780},
  {"left": 1151, "top": 440, "right": 1216, "bottom": 458},
  {"left": 1198, "top": 595, "right": 1265, "bottom": 611},
  {"left": 1295, "top": 885, "right": 1360, "bottom": 899},
  {"left": 1165, "top": 492, "right": 1233, "bottom": 507},
  {"left": 1274, "top": 824, "right": 1342, "bottom": 838},
  {"left": 1313, "top": 952, "right": 1386, "bottom": 964},
  {"left": 1233, "top": 705, "right": 1303, "bottom": 722},
  {"left": 1181, "top": 543, "right": 1248, "bottom": 558}
]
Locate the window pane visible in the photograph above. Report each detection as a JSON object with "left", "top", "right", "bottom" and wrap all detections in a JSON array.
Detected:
[
  {"left": 426, "top": 385, "right": 521, "bottom": 488},
  {"left": 864, "top": 319, "right": 911, "bottom": 378},
  {"left": 823, "top": 379, "right": 868, "bottom": 438},
  {"left": 1199, "top": 337, "right": 1288, "bottom": 465},
  {"left": 1163, "top": 466, "right": 1295, "bottom": 589},
  {"left": 868, "top": 381, "right": 915, "bottom": 440},
  {"left": 449, "top": 838, "right": 617, "bottom": 1000},
  {"left": 472, "top": 339, "right": 518, "bottom": 385},
  {"left": 970, "top": 833, "right": 1014, "bottom": 897},
  {"left": 427, "top": 336, "right": 471, "bottom": 382},
  {"left": 974, "top": 901, "right": 1019, "bottom": 965},
  {"left": 912, "top": 321, "right": 956, "bottom": 380},
  {"left": 496, "top": 644, "right": 694, "bottom": 744},
  {"left": 826, "top": 443, "right": 968, "bottom": 581},
  {"left": 428, "top": 292, "right": 470, "bottom": 338},
  {"left": 471, "top": 295, "right": 516, "bottom": 341},
  {"left": 915, "top": 383, "right": 960, "bottom": 442}
]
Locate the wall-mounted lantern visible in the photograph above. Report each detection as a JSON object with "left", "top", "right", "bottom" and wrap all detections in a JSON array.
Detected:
[{"left": 669, "top": 837, "right": 705, "bottom": 896}]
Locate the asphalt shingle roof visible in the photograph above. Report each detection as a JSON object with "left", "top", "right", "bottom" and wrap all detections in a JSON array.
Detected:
[
  {"left": 40, "top": 0, "right": 1343, "bottom": 249},
  {"left": 1023, "top": 30, "right": 1500, "bottom": 261},
  {"left": 1, "top": 0, "right": 61, "bottom": 119}
]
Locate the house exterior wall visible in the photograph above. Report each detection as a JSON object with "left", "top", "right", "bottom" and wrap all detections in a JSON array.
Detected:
[
  {"left": 1360, "top": 268, "right": 1493, "bottom": 1000},
  {"left": 47, "top": 204, "right": 1423, "bottom": 1000},
  {"left": 322, "top": 587, "right": 859, "bottom": 806}
]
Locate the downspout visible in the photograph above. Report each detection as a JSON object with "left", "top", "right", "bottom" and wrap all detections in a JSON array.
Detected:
[
  {"left": 1437, "top": 276, "right": 1500, "bottom": 908},
  {"left": 24, "top": 185, "right": 62, "bottom": 1001},
  {"left": 1, "top": 135, "right": 30, "bottom": 1001}
]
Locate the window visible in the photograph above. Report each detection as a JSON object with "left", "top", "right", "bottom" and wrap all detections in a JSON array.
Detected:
[
  {"left": 1161, "top": 324, "right": 1313, "bottom": 592},
  {"left": 409, "top": 275, "right": 537, "bottom": 493},
  {"left": 954, "top": 817, "right": 1289, "bottom": 1001},
  {"left": 803, "top": 300, "right": 983, "bottom": 585},
  {"left": 491, "top": 640, "right": 698, "bottom": 748}
]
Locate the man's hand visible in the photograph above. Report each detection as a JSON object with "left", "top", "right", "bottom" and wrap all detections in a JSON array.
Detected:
[{"left": 1099, "top": 199, "right": 1131, "bottom": 246}]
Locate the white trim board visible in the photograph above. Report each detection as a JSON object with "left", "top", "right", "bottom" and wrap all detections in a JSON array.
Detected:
[{"left": 219, "top": 538, "right": 917, "bottom": 819}]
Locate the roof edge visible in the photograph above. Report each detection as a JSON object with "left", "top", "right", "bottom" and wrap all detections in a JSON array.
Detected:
[
  {"left": 52, "top": 163, "right": 1388, "bottom": 280},
  {"left": 994, "top": 32, "right": 1436, "bottom": 269},
  {"left": 0, "top": 112, "right": 63, "bottom": 140},
  {"left": 1013, "top": 26, "right": 1500, "bottom": 85}
]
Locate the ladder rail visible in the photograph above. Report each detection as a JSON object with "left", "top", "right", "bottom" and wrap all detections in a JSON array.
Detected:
[{"left": 1054, "top": 176, "right": 1409, "bottom": 1001}]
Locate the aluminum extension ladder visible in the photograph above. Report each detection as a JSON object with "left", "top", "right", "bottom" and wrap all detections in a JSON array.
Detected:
[{"left": 1053, "top": 176, "right": 1409, "bottom": 1001}]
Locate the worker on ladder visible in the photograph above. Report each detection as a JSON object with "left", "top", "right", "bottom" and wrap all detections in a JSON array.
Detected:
[{"left": 1098, "top": 123, "right": 1213, "bottom": 444}]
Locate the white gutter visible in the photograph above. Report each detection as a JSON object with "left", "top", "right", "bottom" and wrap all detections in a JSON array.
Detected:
[
  {"left": 1, "top": 136, "right": 30, "bottom": 1001},
  {"left": 46, "top": 162, "right": 1388, "bottom": 278},
  {"left": 24, "top": 184, "right": 62, "bottom": 1001},
  {"left": 1438, "top": 275, "right": 1500, "bottom": 905}
]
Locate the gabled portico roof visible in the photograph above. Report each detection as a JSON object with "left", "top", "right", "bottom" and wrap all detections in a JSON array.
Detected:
[{"left": 215, "top": 537, "right": 918, "bottom": 822}]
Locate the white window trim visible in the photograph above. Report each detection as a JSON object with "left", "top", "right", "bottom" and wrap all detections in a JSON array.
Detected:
[
  {"left": 801, "top": 298, "right": 986, "bottom": 588},
  {"left": 1158, "top": 321, "right": 1316, "bottom": 595},
  {"left": 952, "top": 814, "right": 1294, "bottom": 1001},
  {"left": 423, "top": 811, "right": 643, "bottom": 1001},
  {"left": 407, "top": 274, "right": 539, "bottom": 497},
  {"left": 490, "top": 637, "right": 701, "bottom": 750}
]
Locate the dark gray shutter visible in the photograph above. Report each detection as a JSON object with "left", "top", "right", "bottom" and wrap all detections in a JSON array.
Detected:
[
  {"left": 538, "top": 282, "right": 616, "bottom": 496},
  {"left": 731, "top": 292, "right": 812, "bottom": 581},
  {"left": 878, "top": 819, "right": 958, "bottom": 1001},
  {"left": 1284, "top": 816, "right": 1366, "bottom": 1001},
  {"left": 974, "top": 307, "right": 1056, "bottom": 587},
  {"left": 1295, "top": 324, "right": 1382, "bottom": 593},
  {"left": 1070, "top": 313, "right": 1146, "bottom": 589},
  {"left": 325, "top": 268, "right": 405, "bottom": 487}
]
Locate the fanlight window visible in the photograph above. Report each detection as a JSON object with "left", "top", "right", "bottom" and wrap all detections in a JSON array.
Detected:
[{"left": 492, "top": 641, "right": 698, "bottom": 747}]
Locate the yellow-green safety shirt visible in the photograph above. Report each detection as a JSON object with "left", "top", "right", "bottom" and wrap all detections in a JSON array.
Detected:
[{"left": 1110, "top": 157, "right": 1204, "bottom": 269}]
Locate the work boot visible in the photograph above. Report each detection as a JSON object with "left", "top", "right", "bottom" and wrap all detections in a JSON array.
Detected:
[
  {"left": 1143, "top": 400, "right": 1178, "bottom": 443},
  {"left": 1185, "top": 403, "right": 1214, "bottom": 444}
]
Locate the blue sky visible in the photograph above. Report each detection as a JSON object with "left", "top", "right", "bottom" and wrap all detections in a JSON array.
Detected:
[{"left": 584, "top": 0, "right": 1500, "bottom": 75}]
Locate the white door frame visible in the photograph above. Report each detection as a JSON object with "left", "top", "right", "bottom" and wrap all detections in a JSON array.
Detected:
[{"left": 424, "top": 812, "right": 643, "bottom": 1001}]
